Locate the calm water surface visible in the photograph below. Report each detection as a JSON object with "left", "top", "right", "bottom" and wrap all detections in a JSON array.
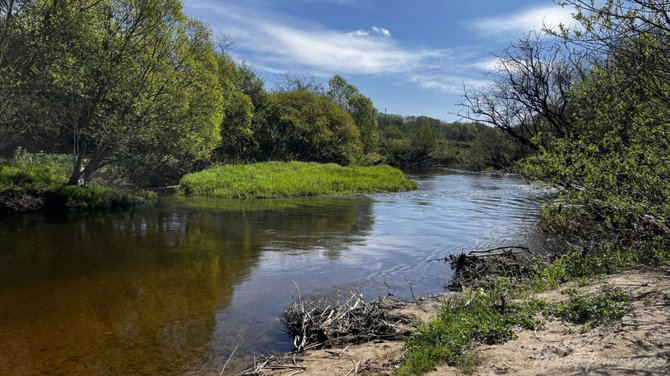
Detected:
[{"left": 0, "top": 169, "right": 556, "bottom": 375}]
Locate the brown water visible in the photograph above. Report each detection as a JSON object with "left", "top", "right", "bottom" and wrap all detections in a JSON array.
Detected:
[{"left": 0, "top": 169, "right": 556, "bottom": 375}]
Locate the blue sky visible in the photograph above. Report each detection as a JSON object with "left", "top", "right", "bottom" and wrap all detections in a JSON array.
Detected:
[{"left": 183, "top": 0, "right": 576, "bottom": 122}]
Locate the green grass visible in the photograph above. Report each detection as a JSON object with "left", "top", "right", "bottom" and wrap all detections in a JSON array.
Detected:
[
  {"left": 0, "top": 149, "right": 71, "bottom": 193},
  {"left": 47, "top": 185, "right": 149, "bottom": 210},
  {"left": 549, "top": 284, "right": 631, "bottom": 327},
  {"left": 394, "top": 241, "right": 670, "bottom": 375},
  {"left": 532, "top": 242, "right": 670, "bottom": 290},
  {"left": 395, "top": 281, "right": 633, "bottom": 376},
  {"left": 178, "top": 161, "right": 417, "bottom": 198},
  {"left": 0, "top": 149, "right": 156, "bottom": 211}
]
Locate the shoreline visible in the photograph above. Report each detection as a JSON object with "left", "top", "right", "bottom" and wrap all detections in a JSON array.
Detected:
[{"left": 236, "top": 266, "right": 670, "bottom": 376}]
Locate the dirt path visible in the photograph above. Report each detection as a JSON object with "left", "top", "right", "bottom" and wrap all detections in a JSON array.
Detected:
[{"left": 243, "top": 268, "right": 670, "bottom": 376}]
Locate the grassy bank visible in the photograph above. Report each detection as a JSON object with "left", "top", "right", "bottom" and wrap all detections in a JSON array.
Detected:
[
  {"left": 178, "top": 161, "right": 417, "bottom": 198},
  {"left": 394, "top": 241, "right": 669, "bottom": 375},
  {"left": 0, "top": 151, "right": 155, "bottom": 212}
]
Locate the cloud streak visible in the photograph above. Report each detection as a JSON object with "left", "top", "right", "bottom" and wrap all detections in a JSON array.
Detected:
[
  {"left": 184, "top": 1, "right": 502, "bottom": 95},
  {"left": 188, "top": 1, "right": 441, "bottom": 75},
  {"left": 470, "top": 5, "right": 576, "bottom": 36}
]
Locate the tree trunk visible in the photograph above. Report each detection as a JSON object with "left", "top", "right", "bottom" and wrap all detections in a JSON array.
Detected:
[{"left": 67, "top": 140, "right": 87, "bottom": 185}]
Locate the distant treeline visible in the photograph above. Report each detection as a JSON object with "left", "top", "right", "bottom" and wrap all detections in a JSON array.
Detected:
[{"left": 377, "top": 115, "right": 527, "bottom": 169}]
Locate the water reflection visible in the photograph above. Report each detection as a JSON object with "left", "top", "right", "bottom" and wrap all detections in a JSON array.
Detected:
[
  {"left": 0, "top": 170, "right": 555, "bottom": 375},
  {"left": 0, "top": 197, "right": 374, "bottom": 375}
]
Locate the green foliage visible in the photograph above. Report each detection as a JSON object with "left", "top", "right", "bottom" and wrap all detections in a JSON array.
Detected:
[
  {"left": 532, "top": 243, "right": 670, "bottom": 290},
  {"left": 258, "top": 91, "right": 363, "bottom": 165},
  {"left": 347, "top": 93, "right": 380, "bottom": 154},
  {"left": 177, "top": 161, "right": 416, "bottom": 198},
  {"left": 521, "top": 12, "right": 670, "bottom": 248},
  {"left": 1, "top": 0, "right": 225, "bottom": 185},
  {"left": 549, "top": 285, "right": 631, "bottom": 327},
  {"left": 396, "top": 252, "right": 642, "bottom": 376},
  {"left": 0, "top": 150, "right": 154, "bottom": 211},
  {"left": 327, "top": 75, "right": 380, "bottom": 155},
  {"left": 396, "top": 284, "right": 549, "bottom": 376},
  {"left": 0, "top": 149, "right": 70, "bottom": 193},
  {"left": 214, "top": 91, "right": 257, "bottom": 163},
  {"left": 48, "top": 185, "right": 145, "bottom": 210},
  {"left": 396, "top": 289, "right": 516, "bottom": 376}
]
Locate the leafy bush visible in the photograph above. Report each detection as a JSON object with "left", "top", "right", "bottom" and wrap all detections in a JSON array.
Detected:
[{"left": 255, "top": 90, "right": 363, "bottom": 165}]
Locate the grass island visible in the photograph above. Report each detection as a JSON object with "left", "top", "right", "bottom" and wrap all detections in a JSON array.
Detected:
[{"left": 177, "top": 161, "right": 417, "bottom": 198}]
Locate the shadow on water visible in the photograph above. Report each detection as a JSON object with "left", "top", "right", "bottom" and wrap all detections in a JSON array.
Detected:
[{"left": 0, "top": 197, "right": 374, "bottom": 376}]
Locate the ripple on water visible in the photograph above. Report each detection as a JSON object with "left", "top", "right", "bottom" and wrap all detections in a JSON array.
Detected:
[{"left": 0, "top": 169, "right": 557, "bottom": 375}]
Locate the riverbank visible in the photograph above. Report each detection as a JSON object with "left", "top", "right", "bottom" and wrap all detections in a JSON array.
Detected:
[
  {"left": 0, "top": 152, "right": 156, "bottom": 213},
  {"left": 247, "top": 267, "right": 669, "bottom": 376},
  {"left": 237, "top": 242, "right": 670, "bottom": 376},
  {"left": 178, "top": 161, "right": 417, "bottom": 198}
]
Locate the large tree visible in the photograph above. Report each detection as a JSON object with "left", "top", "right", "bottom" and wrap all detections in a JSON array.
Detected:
[
  {"left": 1, "top": 0, "right": 224, "bottom": 185},
  {"left": 522, "top": 1, "right": 670, "bottom": 245},
  {"left": 258, "top": 90, "right": 362, "bottom": 165}
]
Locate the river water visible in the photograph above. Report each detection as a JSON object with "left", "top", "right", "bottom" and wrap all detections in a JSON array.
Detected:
[{"left": 0, "top": 169, "right": 556, "bottom": 375}]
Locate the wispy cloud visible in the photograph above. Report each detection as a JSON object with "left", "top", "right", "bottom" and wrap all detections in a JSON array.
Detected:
[
  {"left": 409, "top": 74, "right": 491, "bottom": 94},
  {"left": 348, "top": 29, "right": 370, "bottom": 37},
  {"left": 187, "top": 1, "right": 443, "bottom": 75},
  {"left": 472, "top": 57, "right": 502, "bottom": 72},
  {"left": 470, "top": 5, "right": 576, "bottom": 36},
  {"left": 348, "top": 26, "right": 391, "bottom": 38},
  {"left": 184, "top": 1, "right": 496, "bottom": 95}
]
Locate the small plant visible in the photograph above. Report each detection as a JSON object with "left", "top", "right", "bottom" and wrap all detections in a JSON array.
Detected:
[{"left": 549, "top": 284, "right": 631, "bottom": 327}]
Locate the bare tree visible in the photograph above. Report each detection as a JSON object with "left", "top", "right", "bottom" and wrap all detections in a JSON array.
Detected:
[
  {"left": 273, "top": 73, "right": 325, "bottom": 94},
  {"left": 460, "top": 32, "right": 586, "bottom": 148}
]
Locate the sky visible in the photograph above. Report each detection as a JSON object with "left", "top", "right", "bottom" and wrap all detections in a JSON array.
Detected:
[{"left": 183, "top": 0, "right": 577, "bottom": 122}]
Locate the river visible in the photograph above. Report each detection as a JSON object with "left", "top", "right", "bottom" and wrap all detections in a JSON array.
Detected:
[{"left": 0, "top": 168, "right": 556, "bottom": 375}]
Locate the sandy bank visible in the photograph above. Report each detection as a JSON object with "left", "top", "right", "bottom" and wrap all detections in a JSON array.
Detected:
[{"left": 242, "top": 267, "right": 669, "bottom": 376}]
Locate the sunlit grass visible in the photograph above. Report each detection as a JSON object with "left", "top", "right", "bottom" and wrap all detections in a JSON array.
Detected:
[{"left": 178, "top": 161, "right": 417, "bottom": 198}]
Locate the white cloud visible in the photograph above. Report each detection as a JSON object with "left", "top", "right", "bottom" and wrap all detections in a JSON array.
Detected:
[
  {"left": 371, "top": 26, "right": 391, "bottom": 38},
  {"left": 184, "top": 1, "right": 495, "bottom": 97},
  {"left": 473, "top": 58, "right": 502, "bottom": 71},
  {"left": 470, "top": 6, "right": 576, "bottom": 36},
  {"left": 348, "top": 26, "right": 391, "bottom": 38},
  {"left": 187, "top": 1, "right": 440, "bottom": 75},
  {"left": 409, "top": 74, "right": 491, "bottom": 94},
  {"left": 348, "top": 29, "right": 370, "bottom": 37}
]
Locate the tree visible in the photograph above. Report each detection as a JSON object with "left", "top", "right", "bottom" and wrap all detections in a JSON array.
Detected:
[
  {"left": 326, "top": 75, "right": 380, "bottom": 154},
  {"left": 211, "top": 53, "right": 256, "bottom": 163},
  {"left": 258, "top": 90, "right": 362, "bottom": 165},
  {"left": 273, "top": 73, "right": 324, "bottom": 94},
  {"left": 409, "top": 124, "right": 438, "bottom": 162},
  {"left": 0, "top": 0, "right": 224, "bottom": 185},
  {"left": 522, "top": 5, "right": 670, "bottom": 246},
  {"left": 327, "top": 75, "right": 358, "bottom": 108},
  {"left": 461, "top": 32, "right": 584, "bottom": 148}
]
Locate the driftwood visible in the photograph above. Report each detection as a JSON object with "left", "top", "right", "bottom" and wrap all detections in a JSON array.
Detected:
[
  {"left": 445, "top": 246, "right": 540, "bottom": 291},
  {"left": 283, "top": 283, "right": 412, "bottom": 352}
]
